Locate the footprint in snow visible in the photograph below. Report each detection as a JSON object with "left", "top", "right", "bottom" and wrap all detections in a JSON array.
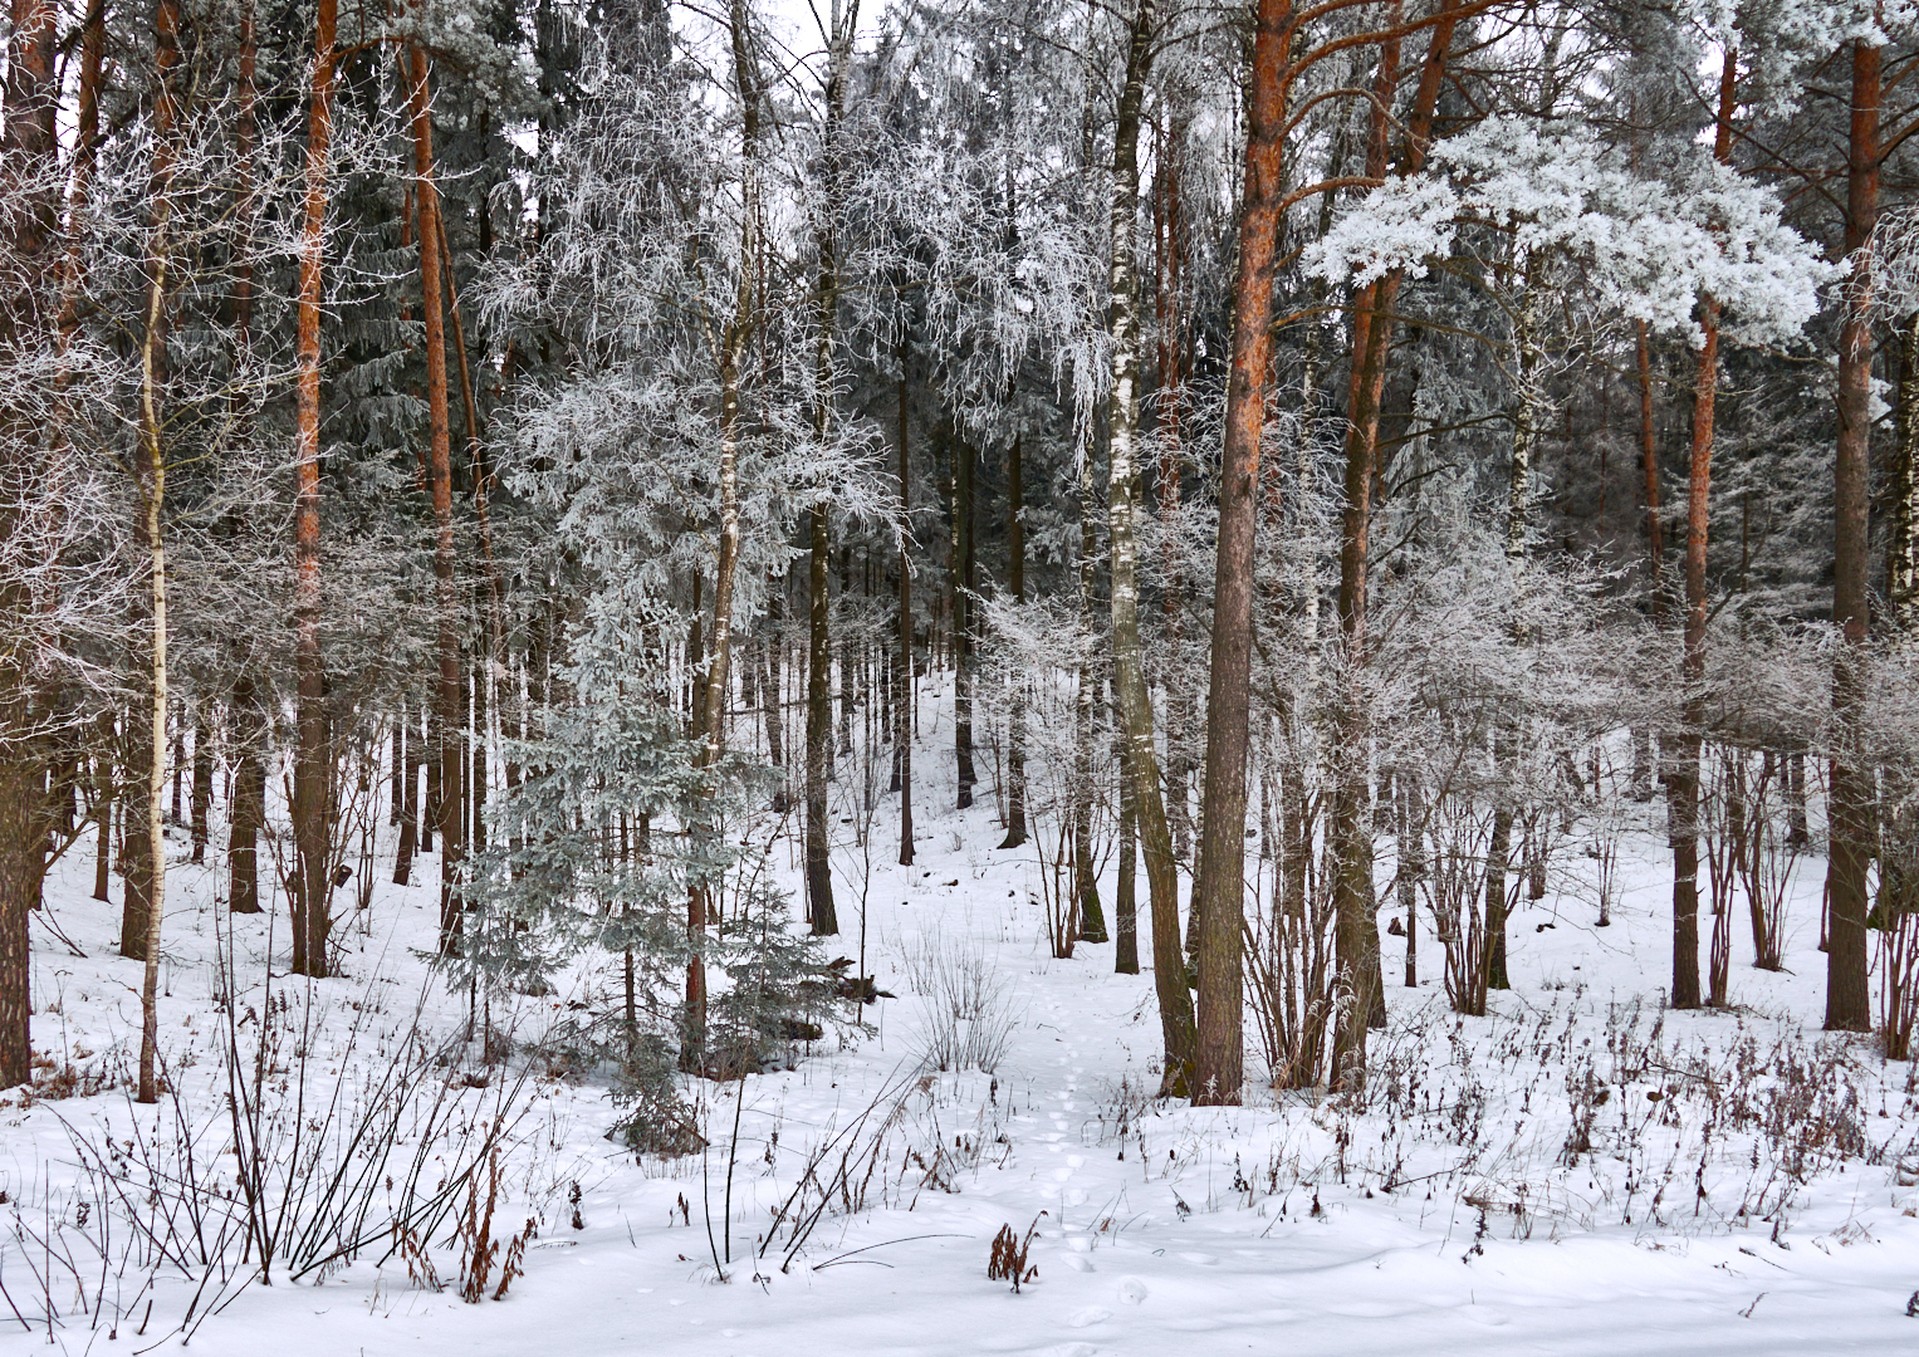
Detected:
[
  {"left": 1038, "top": 1344, "right": 1098, "bottom": 1357},
  {"left": 1067, "top": 1307, "right": 1113, "bottom": 1329}
]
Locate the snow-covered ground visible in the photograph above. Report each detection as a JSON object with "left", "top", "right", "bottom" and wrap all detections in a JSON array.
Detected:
[{"left": 6, "top": 713, "right": 1918, "bottom": 1355}]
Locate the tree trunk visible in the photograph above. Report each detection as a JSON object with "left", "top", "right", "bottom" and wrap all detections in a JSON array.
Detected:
[
  {"left": 686, "top": 0, "right": 759, "bottom": 1069},
  {"left": 410, "top": 42, "right": 464, "bottom": 966},
  {"left": 838, "top": 553, "right": 857, "bottom": 759},
  {"left": 1397, "top": 771, "right": 1422, "bottom": 987},
  {"left": 136, "top": 0, "right": 183, "bottom": 1106},
  {"left": 999, "top": 434, "right": 1028, "bottom": 849},
  {"left": 440, "top": 211, "right": 507, "bottom": 858},
  {"left": 954, "top": 435, "right": 977, "bottom": 809},
  {"left": 289, "top": 0, "right": 340, "bottom": 978},
  {"left": 1889, "top": 312, "right": 1919, "bottom": 628},
  {"left": 1072, "top": 449, "right": 1108, "bottom": 949},
  {"left": 1663, "top": 49, "right": 1739, "bottom": 1013},
  {"left": 1485, "top": 259, "right": 1543, "bottom": 998},
  {"left": 121, "top": 719, "right": 156, "bottom": 958},
  {"left": 169, "top": 720, "right": 184, "bottom": 827},
  {"left": 1827, "top": 36, "right": 1880, "bottom": 1034},
  {"left": 761, "top": 602, "right": 786, "bottom": 801},
  {"left": 93, "top": 776, "right": 112, "bottom": 904},
  {"left": 896, "top": 363, "right": 915, "bottom": 866},
  {"left": 0, "top": 0, "right": 60, "bottom": 1090},
  {"left": 806, "top": 36, "right": 843, "bottom": 928},
  {"left": 1882, "top": 312, "right": 1919, "bottom": 1019},
  {"left": 470, "top": 648, "right": 487, "bottom": 852},
  {"left": 1190, "top": 0, "right": 1298, "bottom": 1106},
  {"left": 136, "top": 318, "right": 170, "bottom": 1103},
  {"left": 229, "top": 678, "right": 263, "bottom": 913},
  {"left": 422, "top": 729, "right": 437, "bottom": 853},
  {"left": 1152, "top": 120, "right": 1194, "bottom": 866},
  {"left": 1631, "top": 319, "right": 1662, "bottom": 806},
  {"left": 1328, "top": 4, "right": 1438, "bottom": 1082},
  {"left": 391, "top": 706, "right": 404, "bottom": 826},
  {"left": 1116, "top": 738, "right": 1140, "bottom": 974},
  {"left": 189, "top": 705, "right": 212, "bottom": 864},
  {"left": 393, "top": 695, "right": 417, "bottom": 884},
  {"left": 1635, "top": 320, "right": 1665, "bottom": 603},
  {"left": 806, "top": 504, "right": 837, "bottom": 933},
  {"left": 1103, "top": 0, "right": 1185, "bottom": 1075}
]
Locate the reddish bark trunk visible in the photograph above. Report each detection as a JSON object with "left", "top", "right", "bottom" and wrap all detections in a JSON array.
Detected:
[
  {"left": 1667, "top": 49, "right": 1737, "bottom": 1012},
  {"left": 290, "top": 0, "right": 340, "bottom": 977},
  {"left": 408, "top": 43, "right": 466, "bottom": 962},
  {"left": 1191, "top": 0, "right": 1296, "bottom": 1105},
  {"left": 1827, "top": 37, "right": 1880, "bottom": 1033}
]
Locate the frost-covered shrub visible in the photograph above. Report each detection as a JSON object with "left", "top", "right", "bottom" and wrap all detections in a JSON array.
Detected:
[{"left": 900, "top": 931, "right": 1017, "bottom": 1074}]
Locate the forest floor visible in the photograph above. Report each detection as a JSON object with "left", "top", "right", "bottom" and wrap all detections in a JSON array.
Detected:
[{"left": 6, "top": 712, "right": 1919, "bottom": 1355}]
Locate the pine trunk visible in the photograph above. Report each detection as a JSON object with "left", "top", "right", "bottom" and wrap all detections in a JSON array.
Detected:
[
  {"left": 1190, "top": 0, "right": 1299, "bottom": 1106},
  {"left": 289, "top": 0, "right": 340, "bottom": 978},
  {"left": 410, "top": 43, "right": 464, "bottom": 965},
  {"left": 1664, "top": 51, "right": 1739, "bottom": 1013},
  {"left": 1329, "top": 8, "right": 1428, "bottom": 1082},
  {"left": 1827, "top": 38, "right": 1880, "bottom": 1034}
]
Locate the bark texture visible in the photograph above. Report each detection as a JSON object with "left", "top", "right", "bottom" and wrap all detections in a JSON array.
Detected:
[
  {"left": 290, "top": 0, "right": 341, "bottom": 978},
  {"left": 1826, "top": 37, "right": 1879, "bottom": 1034},
  {"left": 1190, "top": 0, "right": 1297, "bottom": 1105}
]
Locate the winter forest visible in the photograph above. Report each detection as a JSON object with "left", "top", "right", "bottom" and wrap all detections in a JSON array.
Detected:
[{"left": 3, "top": 0, "right": 1919, "bottom": 1348}]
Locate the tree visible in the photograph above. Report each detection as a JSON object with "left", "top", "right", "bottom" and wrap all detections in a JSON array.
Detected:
[
  {"left": 1325, "top": 0, "right": 1462, "bottom": 1085},
  {"left": 0, "top": 0, "right": 61, "bottom": 1088},
  {"left": 407, "top": 34, "right": 466, "bottom": 966},
  {"left": 1826, "top": 32, "right": 1880, "bottom": 1033},
  {"left": 132, "top": 0, "right": 185, "bottom": 1103},
  {"left": 1313, "top": 97, "right": 1827, "bottom": 1044},
  {"left": 1190, "top": 0, "right": 1474, "bottom": 1102},
  {"left": 1100, "top": 0, "right": 1196, "bottom": 1096},
  {"left": 289, "top": 0, "right": 342, "bottom": 979}
]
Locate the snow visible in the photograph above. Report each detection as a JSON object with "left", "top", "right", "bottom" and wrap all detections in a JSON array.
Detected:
[
  {"left": 1305, "top": 116, "right": 1834, "bottom": 348},
  {"left": 6, "top": 690, "right": 1918, "bottom": 1355}
]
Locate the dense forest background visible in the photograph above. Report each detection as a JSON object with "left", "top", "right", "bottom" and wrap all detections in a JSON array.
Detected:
[{"left": 3, "top": 0, "right": 1919, "bottom": 1126}]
